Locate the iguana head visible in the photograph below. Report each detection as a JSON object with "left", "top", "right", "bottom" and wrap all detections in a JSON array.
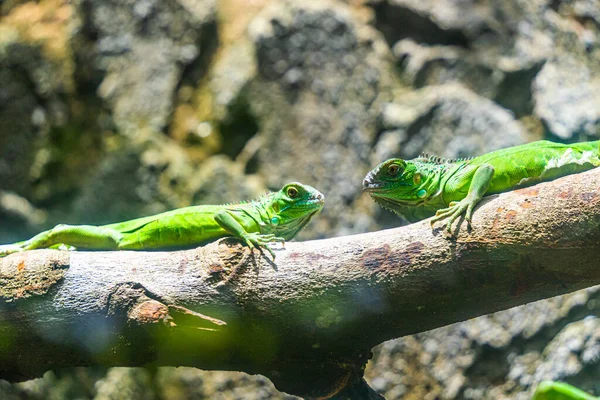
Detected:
[
  {"left": 362, "top": 157, "right": 446, "bottom": 218},
  {"left": 266, "top": 182, "right": 325, "bottom": 239}
]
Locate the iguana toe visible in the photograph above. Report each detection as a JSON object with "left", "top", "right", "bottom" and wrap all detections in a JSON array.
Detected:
[{"left": 263, "top": 244, "right": 276, "bottom": 260}]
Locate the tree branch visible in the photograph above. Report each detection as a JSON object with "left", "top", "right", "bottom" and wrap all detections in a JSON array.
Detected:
[{"left": 2, "top": 168, "right": 600, "bottom": 398}]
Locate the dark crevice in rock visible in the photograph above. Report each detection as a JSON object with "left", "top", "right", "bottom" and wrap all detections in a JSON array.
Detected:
[
  {"left": 176, "top": 19, "right": 219, "bottom": 94},
  {"left": 219, "top": 100, "right": 259, "bottom": 160},
  {"left": 371, "top": 2, "right": 470, "bottom": 49},
  {"left": 243, "top": 151, "right": 261, "bottom": 175},
  {"left": 549, "top": 0, "right": 561, "bottom": 12},
  {"left": 495, "top": 61, "right": 546, "bottom": 118},
  {"left": 397, "top": 104, "right": 440, "bottom": 159},
  {"left": 374, "top": 102, "right": 440, "bottom": 159},
  {"left": 9, "top": 60, "right": 48, "bottom": 107},
  {"left": 0, "top": 63, "right": 44, "bottom": 198},
  {"left": 72, "top": 2, "right": 106, "bottom": 93}
]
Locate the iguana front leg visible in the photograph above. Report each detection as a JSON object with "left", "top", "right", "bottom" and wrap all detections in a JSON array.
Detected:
[
  {"left": 214, "top": 210, "right": 285, "bottom": 259},
  {"left": 431, "top": 163, "right": 495, "bottom": 233}
]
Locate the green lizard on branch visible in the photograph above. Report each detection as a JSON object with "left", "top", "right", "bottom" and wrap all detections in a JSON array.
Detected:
[
  {"left": 0, "top": 182, "right": 324, "bottom": 259},
  {"left": 363, "top": 140, "right": 600, "bottom": 233}
]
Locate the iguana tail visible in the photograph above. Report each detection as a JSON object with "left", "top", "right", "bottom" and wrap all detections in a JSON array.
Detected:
[
  {"left": 532, "top": 381, "right": 597, "bottom": 400},
  {"left": 0, "top": 224, "right": 122, "bottom": 257},
  {"left": 0, "top": 242, "right": 24, "bottom": 257}
]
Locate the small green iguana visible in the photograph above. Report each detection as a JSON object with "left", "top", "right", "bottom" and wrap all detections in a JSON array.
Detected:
[
  {"left": 363, "top": 140, "right": 600, "bottom": 232},
  {"left": 0, "top": 182, "right": 324, "bottom": 259},
  {"left": 532, "top": 381, "right": 597, "bottom": 400}
]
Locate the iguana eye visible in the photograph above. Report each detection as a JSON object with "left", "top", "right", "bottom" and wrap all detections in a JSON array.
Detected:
[
  {"left": 388, "top": 164, "right": 400, "bottom": 176},
  {"left": 287, "top": 187, "right": 299, "bottom": 198}
]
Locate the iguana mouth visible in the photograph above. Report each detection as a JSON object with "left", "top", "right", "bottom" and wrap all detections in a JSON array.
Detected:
[
  {"left": 362, "top": 173, "right": 386, "bottom": 191},
  {"left": 363, "top": 181, "right": 396, "bottom": 193},
  {"left": 362, "top": 171, "right": 379, "bottom": 191},
  {"left": 297, "top": 192, "right": 325, "bottom": 207},
  {"left": 362, "top": 173, "right": 407, "bottom": 192},
  {"left": 363, "top": 182, "right": 389, "bottom": 192}
]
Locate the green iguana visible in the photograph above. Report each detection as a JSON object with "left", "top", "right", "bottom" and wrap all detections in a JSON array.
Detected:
[
  {"left": 0, "top": 182, "right": 324, "bottom": 259},
  {"left": 363, "top": 140, "right": 600, "bottom": 232},
  {"left": 532, "top": 381, "right": 597, "bottom": 400}
]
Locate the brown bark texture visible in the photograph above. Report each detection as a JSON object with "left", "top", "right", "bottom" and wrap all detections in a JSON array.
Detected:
[{"left": 2, "top": 168, "right": 600, "bottom": 399}]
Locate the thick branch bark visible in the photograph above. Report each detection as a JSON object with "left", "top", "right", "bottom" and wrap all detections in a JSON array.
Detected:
[{"left": 2, "top": 168, "right": 600, "bottom": 398}]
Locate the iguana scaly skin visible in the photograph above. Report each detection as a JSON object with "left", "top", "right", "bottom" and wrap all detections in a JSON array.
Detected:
[
  {"left": 0, "top": 182, "right": 324, "bottom": 259},
  {"left": 363, "top": 140, "right": 600, "bottom": 232},
  {"left": 531, "top": 381, "right": 597, "bottom": 400}
]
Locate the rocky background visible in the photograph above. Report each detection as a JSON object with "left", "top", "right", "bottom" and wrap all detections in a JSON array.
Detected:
[{"left": 0, "top": 0, "right": 599, "bottom": 398}]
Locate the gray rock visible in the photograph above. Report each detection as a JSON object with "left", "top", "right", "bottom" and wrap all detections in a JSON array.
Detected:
[
  {"left": 0, "top": 65, "right": 45, "bottom": 197},
  {"left": 552, "top": 0, "right": 600, "bottom": 52},
  {"left": 393, "top": 39, "right": 499, "bottom": 98},
  {"left": 0, "top": 377, "right": 21, "bottom": 400},
  {"left": 393, "top": 39, "right": 545, "bottom": 117},
  {"left": 365, "top": 286, "right": 600, "bottom": 399},
  {"left": 189, "top": 155, "right": 266, "bottom": 206},
  {"left": 375, "top": 83, "right": 531, "bottom": 163},
  {"left": 95, "top": 368, "right": 155, "bottom": 400},
  {"left": 209, "top": 40, "right": 258, "bottom": 123},
  {"left": 69, "top": 137, "right": 264, "bottom": 227},
  {"left": 533, "top": 58, "right": 600, "bottom": 139},
  {"left": 79, "top": 0, "right": 217, "bottom": 136},
  {"left": 371, "top": 0, "right": 475, "bottom": 48},
  {"left": 0, "top": 16, "right": 105, "bottom": 210},
  {"left": 157, "top": 368, "right": 300, "bottom": 400},
  {"left": 71, "top": 134, "right": 194, "bottom": 224},
  {"left": 0, "top": 16, "right": 78, "bottom": 198},
  {"left": 0, "top": 191, "right": 46, "bottom": 243},
  {"left": 240, "top": 0, "right": 397, "bottom": 237},
  {"left": 371, "top": 0, "right": 553, "bottom": 60}
]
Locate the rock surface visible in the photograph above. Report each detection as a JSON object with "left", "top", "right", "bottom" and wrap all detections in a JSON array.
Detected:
[
  {"left": 375, "top": 83, "right": 531, "bottom": 163},
  {"left": 241, "top": 0, "right": 397, "bottom": 237},
  {"left": 1, "top": 0, "right": 600, "bottom": 398}
]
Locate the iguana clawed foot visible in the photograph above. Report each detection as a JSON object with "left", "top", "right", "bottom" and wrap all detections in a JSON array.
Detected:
[
  {"left": 243, "top": 233, "right": 286, "bottom": 259},
  {"left": 430, "top": 198, "right": 476, "bottom": 234}
]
